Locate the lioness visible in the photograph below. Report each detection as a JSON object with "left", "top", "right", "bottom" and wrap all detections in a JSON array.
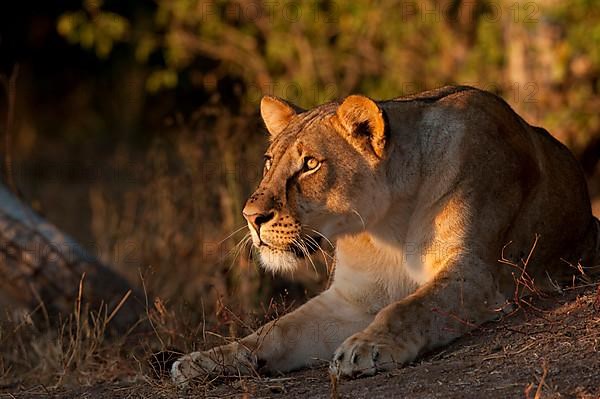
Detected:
[{"left": 172, "top": 86, "right": 600, "bottom": 384}]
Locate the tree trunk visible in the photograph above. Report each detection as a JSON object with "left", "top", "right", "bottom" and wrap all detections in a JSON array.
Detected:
[{"left": 0, "top": 183, "right": 146, "bottom": 334}]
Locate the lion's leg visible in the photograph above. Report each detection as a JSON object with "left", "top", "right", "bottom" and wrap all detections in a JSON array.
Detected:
[
  {"left": 172, "top": 288, "right": 373, "bottom": 385},
  {"left": 331, "top": 258, "right": 507, "bottom": 377}
]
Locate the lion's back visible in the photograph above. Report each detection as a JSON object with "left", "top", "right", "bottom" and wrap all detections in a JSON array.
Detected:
[{"left": 389, "top": 86, "right": 597, "bottom": 282}]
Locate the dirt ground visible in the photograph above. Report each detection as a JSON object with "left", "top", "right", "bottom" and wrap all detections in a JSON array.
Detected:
[{"left": 3, "top": 284, "right": 600, "bottom": 399}]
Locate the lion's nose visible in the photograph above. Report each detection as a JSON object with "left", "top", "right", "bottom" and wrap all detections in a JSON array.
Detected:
[{"left": 243, "top": 208, "right": 276, "bottom": 232}]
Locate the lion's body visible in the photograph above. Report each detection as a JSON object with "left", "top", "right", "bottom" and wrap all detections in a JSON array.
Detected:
[{"left": 172, "top": 86, "right": 600, "bottom": 384}]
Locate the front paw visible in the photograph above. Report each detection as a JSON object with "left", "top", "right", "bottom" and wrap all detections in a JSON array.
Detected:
[
  {"left": 330, "top": 330, "right": 415, "bottom": 378},
  {"left": 171, "top": 344, "right": 257, "bottom": 387},
  {"left": 171, "top": 351, "right": 217, "bottom": 387}
]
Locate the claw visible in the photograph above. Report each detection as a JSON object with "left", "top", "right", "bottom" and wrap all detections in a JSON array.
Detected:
[
  {"left": 171, "top": 359, "right": 190, "bottom": 389},
  {"left": 332, "top": 330, "right": 410, "bottom": 378},
  {"left": 350, "top": 349, "right": 358, "bottom": 365},
  {"left": 372, "top": 347, "right": 380, "bottom": 362}
]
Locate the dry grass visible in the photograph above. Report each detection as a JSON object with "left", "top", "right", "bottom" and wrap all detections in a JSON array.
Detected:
[
  {"left": 1, "top": 259, "right": 599, "bottom": 398},
  {"left": 0, "top": 119, "right": 333, "bottom": 395},
  {"left": 0, "top": 287, "right": 130, "bottom": 389},
  {"left": 0, "top": 270, "right": 252, "bottom": 391},
  {"left": 1, "top": 245, "right": 598, "bottom": 398}
]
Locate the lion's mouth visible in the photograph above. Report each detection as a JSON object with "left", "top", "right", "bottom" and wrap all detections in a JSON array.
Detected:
[{"left": 260, "top": 235, "right": 323, "bottom": 258}]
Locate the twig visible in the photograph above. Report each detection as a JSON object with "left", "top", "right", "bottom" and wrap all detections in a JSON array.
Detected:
[
  {"left": 105, "top": 289, "right": 132, "bottom": 326},
  {"left": 499, "top": 234, "right": 543, "bottom": 307},
  {"left": 139, "top": 269, "right": 165, "bottom": 349},
  {"left": 525, "top": 359, "right": 549, "bottom": 399},
  {"left": 534, "top": 360, "right": 548, "bottom": 399},
  {"left": 329, "top": 369, "right": 340, "bottom": 399}
]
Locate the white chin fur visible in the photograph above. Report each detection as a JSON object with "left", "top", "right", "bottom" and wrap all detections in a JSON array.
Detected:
[{"left": 258, "top": 246, "right": 301, "bottom": 273}]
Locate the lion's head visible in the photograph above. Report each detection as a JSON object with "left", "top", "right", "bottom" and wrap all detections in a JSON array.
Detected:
[{"left": 242, "top": 95, "right": 393, "bottom": 273}]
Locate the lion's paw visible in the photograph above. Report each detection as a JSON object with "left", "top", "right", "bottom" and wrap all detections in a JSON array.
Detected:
[
  {"left": 171, "top": 344, "right": 258, "bottom": 388},
  {"left": 330, "top": 330, "right": 414, "bottom": 378},
  {"left": 171, "top": 351, "right": 218, "bottom": 387}
]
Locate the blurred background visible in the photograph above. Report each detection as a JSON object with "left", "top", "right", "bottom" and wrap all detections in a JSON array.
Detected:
[{"left": 0, "top": 0, "right": 599, "bottom": 385}]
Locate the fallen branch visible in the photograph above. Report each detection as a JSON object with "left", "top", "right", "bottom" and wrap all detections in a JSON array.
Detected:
[{"left": 0, "top": 183, "right": 147, "bottom": 334}]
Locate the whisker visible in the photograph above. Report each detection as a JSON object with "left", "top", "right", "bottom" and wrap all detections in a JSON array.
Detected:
[
  {"left": 227, "top": 234, "right": 252, "bottom": 272},
  {"left": 227, "top": 232, "right": 251, "bottom": 259},
  {"left": 304, "top": 234, "right": 331, "bottom": 276},
  {"left": 246, "top": 238, "right": 256, "bottom": 266},
  {"left": 304, "top": 226, "right": 337, "bottom": 277},
  {"left": 308, "top": 238, "right": 334, "bottom": 261},
  {"left": 217, "top": 225, "right": 249, "bottom": 246},
  {"left": 351, "top": 208, "right": 366, "bottom": 230},
  {"left": 293, "top": 237, "right": 318, "bottom": 277},
  {"left": 301, "top": 237, "right": 320, "bottom": 278},
  {"left": 305, "top": 227, "right": 335, "bottom": 250}
]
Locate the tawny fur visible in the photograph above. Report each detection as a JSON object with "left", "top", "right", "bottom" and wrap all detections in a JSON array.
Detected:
[{"left": 172, "top": 86, "right": 600, "bottom": 385}]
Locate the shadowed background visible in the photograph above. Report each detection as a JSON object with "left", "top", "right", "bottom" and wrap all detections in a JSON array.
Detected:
[{"left": 0, "top": 0, "right": 599, "bottom": 387}]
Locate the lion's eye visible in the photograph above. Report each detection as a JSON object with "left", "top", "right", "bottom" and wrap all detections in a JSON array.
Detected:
[{"left": 303, "top": 157, "right": 320, "bottom": 172}]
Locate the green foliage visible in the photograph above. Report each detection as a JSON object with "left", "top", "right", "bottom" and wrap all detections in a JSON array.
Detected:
[
  {"left": 57, "top": 0, "right": 129, "bottom": 58},
  {"left": 541, "top": 0, "right": 600, "bottom": 149},
  {"left": 146, "top": 68, "right": 178, "bottom": 92},
  {"left": 53, "top": 0, "right": 600, "bottom": 182},
  {"left": 53, "top": 1, "right": 598, "bottom": 128}
]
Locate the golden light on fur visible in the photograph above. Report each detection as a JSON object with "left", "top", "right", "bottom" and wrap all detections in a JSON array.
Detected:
[
  {"left": 260, "top": 96, "right": 298, "bottom": 137},
  {"left": 173, "top": 86, "right": 600, "bottom": 386},
  {"left": 335, "top": 95, "right": 386, "bottom": 158},
  {"left": 258, "top": 246, "right": 302, "bottom": 274}
]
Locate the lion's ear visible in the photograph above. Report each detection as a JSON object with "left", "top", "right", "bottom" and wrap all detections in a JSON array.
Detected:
[
  {"left": 335, "top": 95, "right": 386, "bottom": 158},
  {"left": 260, "top": 96, "right": 301, "bottom": 138}
]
